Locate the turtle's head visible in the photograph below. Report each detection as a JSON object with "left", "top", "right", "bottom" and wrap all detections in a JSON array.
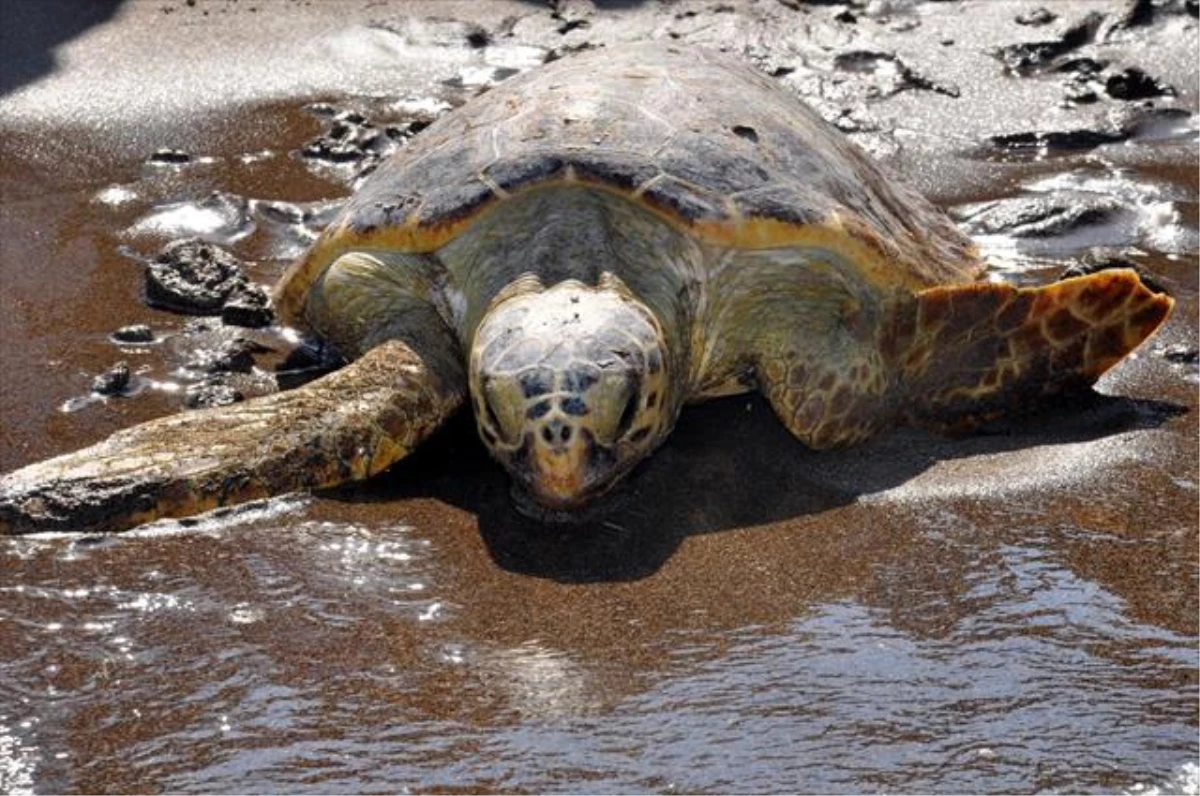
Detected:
[{"left": 470, "top": 278, "right": 674, "bottom": 512}]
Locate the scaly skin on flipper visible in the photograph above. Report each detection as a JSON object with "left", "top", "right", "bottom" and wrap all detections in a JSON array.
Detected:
[
  {"left": 742, "top": 268, "right": 1172, "bottom": 448},
  {"left": 0, "top": 340, "right": 465, "bottom": 535},
  {"left": 892, "top": 268, "right": 1174, "bottom": 431}
]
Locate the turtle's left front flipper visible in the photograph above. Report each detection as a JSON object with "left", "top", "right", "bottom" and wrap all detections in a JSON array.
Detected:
[
  {"left": 892, "top": 268, "right": 1173, "bottom": 432},
  {"left": 0, "top": 339, "right": 465, "bottom": 536}
]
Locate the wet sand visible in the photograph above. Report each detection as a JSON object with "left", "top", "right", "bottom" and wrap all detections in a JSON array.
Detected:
[{"left": 1, "top": 1, "right": 1197, "bottom": 793}]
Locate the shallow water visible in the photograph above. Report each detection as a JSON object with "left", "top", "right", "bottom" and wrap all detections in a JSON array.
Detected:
[{"left": 2, "top": 2, "right": 1198, "bottom": 793}]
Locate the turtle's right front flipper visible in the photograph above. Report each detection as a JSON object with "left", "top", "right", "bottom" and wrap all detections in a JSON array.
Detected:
[
  {"left": 0, "top": 338, "right": 465, "bottom": 536},
  {"left": 893, "top": 268, "right": 1173, "bottom": 432}
]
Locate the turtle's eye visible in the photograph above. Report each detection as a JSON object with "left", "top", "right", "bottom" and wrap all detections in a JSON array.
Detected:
[
  {"left": 586, "top": 371, "right": 642, "bottom": 445},
  {"left": 615, "top": 382, "right": 640, "bottom": 438},
  {"left": 480, "top": 377, "right": 524, "bottom": 447}
]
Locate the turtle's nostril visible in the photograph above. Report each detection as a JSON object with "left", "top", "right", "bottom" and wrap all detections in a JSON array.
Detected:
[{"left": 539, "top": 419, "right": 574, "bottom": 448}]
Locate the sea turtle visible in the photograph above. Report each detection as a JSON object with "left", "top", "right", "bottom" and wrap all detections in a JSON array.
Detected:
[{"left": 0, "top": 44, "right": 1173, "bottom": 535}]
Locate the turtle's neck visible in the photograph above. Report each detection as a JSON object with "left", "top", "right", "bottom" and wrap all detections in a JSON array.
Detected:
[{"left": 435, "top": 186, "right": 706, "bottom": 379}]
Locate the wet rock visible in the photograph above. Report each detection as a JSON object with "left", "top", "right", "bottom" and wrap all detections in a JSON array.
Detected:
[
  {"left": 300, "top": 107, "right": 408, "bottom": 185},
  {"left": 182, "top": 337, "right": 257, "bottom": 375},
  {"left": 184, "top": 379, "right": 244, "bottom": 409},
  {"left": 111, "top": 324, "right": 155, "bottom": 344},
  {"left": 91, "top": 362, "right": 131, "bottom": 396},
  {"left": 1054, "top": 57, "right": 1108, "bottom": 77},
  {"left": 148, "top": 148, "right": 191, "bottom": 164},
  {"left": 543, "top": 41, "right": 600, "bottom": 63},
  {"left": 130, "top": 191, "right": 252, "bottom": 243},
  {"left": 556, "top": 18, "right": 589, "bottom": 34},
  {"left": 1064, "top": 90, "right": 1101, "bottom": 106},
  {"left": 301, "top": 109, "right": 397, "bottom": 165},
  {"left": 832, "top": 50, "right": 959, "bottom": 98},
  {"left": 1121, "top": 106, "right": 1195, "bottom": 142},
  {"left": 221, "top": 283, "right": 274, "bottom": 328},
  {"left": 992, "top": 11, "right": 1103, "bottom": 74},
  {"left": 306, "top": 102, "right": 339, "bottom": 118},
  {"left": 1107, "top": 0, "right": 1154, "bottom": 33},
  {"left": 182, "top": 316, "right": 220, "bottom": 334},
  {"left": 464, "top": 24, "right": 491, "bottom": 48},
  {"left": 145, "top": 238, "right": 248, "bottom": 314},
  {"left": 302, "top": 134, "right": 370, "bottom": 163},
  {"left": 962, "top": 195, "right": 1125, "bottom": 239},
  {"left": 1160, "top": 344, "right": 1199, "bottom": 364},
  {"left": 404, "top": 119, "right": 431, "bottom": 136},
  {"left": 1015, "top": 7, "right": 1057, "bottom": 26},
  {"left": 253, "top": 200, "right": 305, "bottom": 225},
  {"left": 1105, "top": 68, "right": 1176, "bottom": 101},
  {"left": 1062, "top": 248, "right": 1169, "bottom": 295},
  {"left": 249, "top": 198, "right": 343, "bottom": 261},
  {"left": 989, "top": 128, "right": 1127, "bottom": 154}
]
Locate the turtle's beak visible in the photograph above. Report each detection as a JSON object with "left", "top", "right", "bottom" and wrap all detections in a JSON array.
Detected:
[
  {"left": 518, "top": 424, "right": 618, "bottom": 510},
  {"left": 530, "top": 424, "right": 591, "bottom": 508}
]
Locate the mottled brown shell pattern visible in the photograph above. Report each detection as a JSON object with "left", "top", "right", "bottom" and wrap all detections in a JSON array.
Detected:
[{"left": 275, "top": 43, "right": 981, "bottom": 323}]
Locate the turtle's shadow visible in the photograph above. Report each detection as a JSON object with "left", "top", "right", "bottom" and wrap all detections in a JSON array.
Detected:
[
  {"left": 0, "top": 0, "right": 126, "bottom": 97},
  {"left": 341, "top": 390, "right": 1184, "bottom": 583}
]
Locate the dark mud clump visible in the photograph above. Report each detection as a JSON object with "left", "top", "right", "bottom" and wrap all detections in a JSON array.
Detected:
[
  {"left": 111, "top": 324, "right": 155, "bottom": 344},
  {"left": 145, "top": 238, "right": 274, "bottom": 327},
  {"left": 148, "top": 148, "right": 191, "bottom": 164},
  {"left": 1105, "top": 67, "right": 1176, "bottom": 100},
  {"left": 989, "top": 128, "right": 1128, "bottom": 154},
  {"left": 1159, "top": 343, "right": 1199, "bottom": 364},
  {"left": 91, "top": 361, "right": 132, "bottom": 396},
  {"left": 832, "top": 50, "right": 960, "bottom": 98},
  {"left": 464, "top": 24, "right": 491, "bottom": 48},
  {"left": 1108, "top": 0, "right": 1155, "bottom": 32},
  {"left": 1015, "top": 7, "right": 1057, "bottom": 26},
  {"left": 221, "top": 283, "right": 273, "bottom": 328},
  {"left": 986, "top": 104, "right": 1194, "bottom": 158},
  {"left": 182, "top": 336, "right": 266, "bottom": 375},
  {"left": 992, "top": 11, "right": 1104, "bottom": 74},
  {"left": 301, "top": 107, "right": 404, "bottom": 166},
  {"left": 183, "top": 379, "right": 244, "bottom": 409}
]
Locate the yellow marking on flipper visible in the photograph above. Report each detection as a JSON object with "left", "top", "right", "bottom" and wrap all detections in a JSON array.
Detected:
[{"left": 901, "top": 268, "right": 1174, "bottom": 431}]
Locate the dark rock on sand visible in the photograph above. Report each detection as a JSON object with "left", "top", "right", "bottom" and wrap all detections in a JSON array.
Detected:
[
  {"left": 1015, "top": 7, "right": 1057, "bottom": 26},
  {"left": 301, "top": 109, "right": 399, "bottom": 164},
  {"left": 91, "top": 361, "right": 132, "bottom": 396},
  {"left": 1105, "top": 67, "right": 1176, "bottom": 100},
  {"left": 148, "top": 148, "right": 191, "bottom": 164},
  {"left": 1107, "top": 0, "right": 1155, "bottom": 32},
  {"left": 962, "top": 195, "right": 1126, "bottom": 240},
  {"left": 832, "top": 50, "right": 960, "bottom": 98},
  {"left": 221, "top": 283, "right": 274, "bottom": 328},
  {"left": 145, "top": 238, "right": 248, "bottom": 314},
  {"left": 993, "top": 11, "right": 1104, "bottom": 74},
  {"left": 111, "top": 324, "right": 155, "bottom": 344},
  {"left": 989, "top": 128, "right": 1128, "bottom": 153},
  {"left": 183, "top": 379, "right": 244, "bottom": 409},
  {"left": 1159, "top": 343, "right": 1199, "bottom": 364},
  {"left": 182, "top": 337, "right": 258, "bottom": 375}
]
